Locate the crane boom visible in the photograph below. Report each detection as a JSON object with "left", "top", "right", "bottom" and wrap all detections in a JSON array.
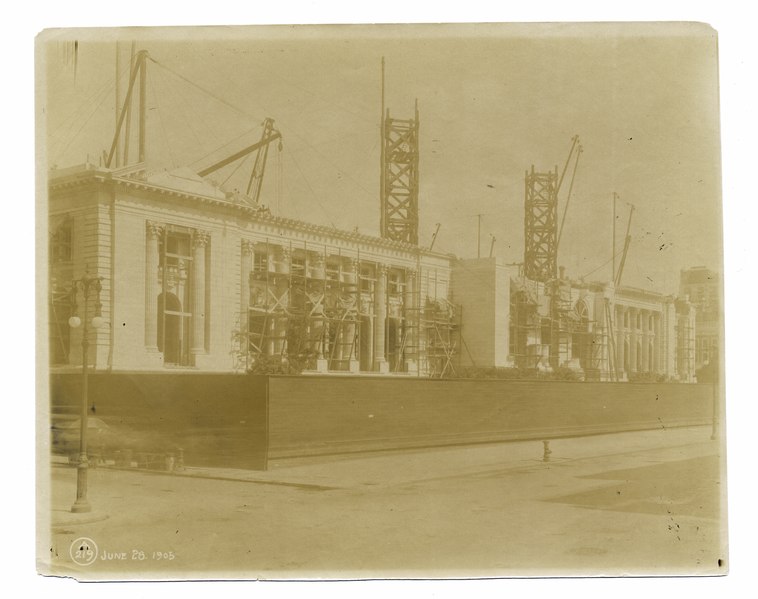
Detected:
[
  {"left": 245, "top": 118, "right": 278, "bottom": 200},
  {"left": 556, "top": 134, "right": 579, "bottom": 197},
  {"left": 614, "top": 204, "right": 635, "bottom": 287},
  {"left": 197, "top": 118, "right": 282, "bottom": 206},
  {"left": 556, "top": 144, "right": 582, "bottom": 250},
  {"left": 429, "top": 223, "right": 441, "bottom": 251},
  {"left": 106, "top": 50, "right": 149, "bottom": 168}
]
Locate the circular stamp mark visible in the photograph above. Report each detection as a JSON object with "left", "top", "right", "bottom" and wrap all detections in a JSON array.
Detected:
[{"left": 70, "top": 537, "right": 98, "bottom": 566}]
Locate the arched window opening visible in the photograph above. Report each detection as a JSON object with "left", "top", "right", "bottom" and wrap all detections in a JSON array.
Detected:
[
  {"left": 158, "top": 292, "right": 191, "bottom": 365},
  {"left": 156, "top": 227, "right": 194, "bottom": 366}
]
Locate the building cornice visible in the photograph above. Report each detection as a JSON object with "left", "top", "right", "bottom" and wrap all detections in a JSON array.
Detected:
[
  {"left": 615, "top": 285, "right": 673, "bottom": 303},
  {"left": 49, "top": 166, "right": 453, "bottom": 261}
]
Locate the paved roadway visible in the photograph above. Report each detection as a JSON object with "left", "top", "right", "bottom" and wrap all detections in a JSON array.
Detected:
[{"left": 41, "top": 425, "right": 726, "bottom": 580}]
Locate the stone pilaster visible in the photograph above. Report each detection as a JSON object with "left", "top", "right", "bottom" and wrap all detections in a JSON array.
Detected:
[
  {"left": 373, "top": 263, "right": 389, "bottom": 373},
  {"left": 145, "top": 221, "right": 164, "bottom": 350},
  {"left": 240, "top": 240, "right": 255, "bottom": 362},
  {"left": 616, "top": 306, "right": 626, "bottom": 378},
  {"left": 653, "top": 312, "right": 661, "bottom": 374},
  {"left": 241, "top": 240, "right": 255, "bottom": 315},
  {"left": 404, "top": 269, "right": 419, "bottom": 374},
  {"left": 191, "top": 230, "right": 210, "bottom": 355},
  {"left": 278, "top": 246, "right": 291, "bottom": 274},
  {"left": 640, "top": 309, "right": 650, "bottom": 373},
  {"left": 629, "top": 308, "right": 638, "bottom": 375},
  {"left": 345, "top": 258, "right": 359, "bottom": 371}
]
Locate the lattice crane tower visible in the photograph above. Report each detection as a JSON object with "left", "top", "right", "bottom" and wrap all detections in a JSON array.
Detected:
[
  {"left": 524, "top": 165, "right": 559, "bottom": 282},
  {"left": 379, "top": 58, "right": 420, "bottom": 245}
]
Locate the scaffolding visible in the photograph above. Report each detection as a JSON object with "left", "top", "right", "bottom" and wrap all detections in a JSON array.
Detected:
[
  {"left": 675, "top": 312, "right": 695, "bottom": 381},
  {"left": 509, "top": 277, "right": 542, "bottom": 369},
  {"left": 245, "top": 241, "right": 362, "bottom": 372},
  {"left": 49, "top": 277, "right": 74, "bottom": 365},
  {"left": 241, "top": 242, "right": 460, "bottom": 376},
  {"left": 509, "top": 276, "right": 576, "bottom": 372},
  {"left": 421, "top": 298, "right": 461, "bottom": 378},
  {"left": 585, "top": 322, "right": 610, "bottom": 381},
  {"left": 348, "top": 264, "right": 460, "bottom": 379},
  {"left": 509, "top": 275, "right": 618, "bottom": 379},
  {"left": 547, "top": 279, "right": 574, "bottom": 371},
  {"left": 397, "top": 271, "right": 422, "bottom": 374},
  {"left": 603, "top": 299, "right": 619, "bottom": 381}
]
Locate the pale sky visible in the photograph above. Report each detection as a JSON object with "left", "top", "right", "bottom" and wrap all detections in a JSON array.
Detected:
[{"left": 42, "top": 23, "right": 722, "bottom": 294}]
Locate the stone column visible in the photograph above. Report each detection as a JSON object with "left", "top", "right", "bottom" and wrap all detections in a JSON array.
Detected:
[
  {"left": 145, "top": 221, "right": 163, "bottom": 350},
  {"left": 373, "top": 263, "right": 389, "bottom": 373},
  {"left": 364, "top": 315, "right": 374, "bottom": 372},
  {"left": 191, "top": 230, "right": 210, "bottom": 356},
  {"left": 266, "top": 321, "right": 276, "bottom": 357},
  {"left": 311, "top": 252, "right": 326, "bottom": 280},
  {"left": 616, "top": 306, "right": 625, "bottom": 379},
  {"left": 651, "top": 312, "right": 660, "bottom": 374},
  {"left": 404, "top": 269, "right": 418, "bottom": 374},
  {"left": 240, "top": 240, "right": 254, "bottom": 362},
  {"left": 274, "top": 246, "right": 291, "bottom": 356},
  {"left": 640, "top": 309, "right": 650, "bottom": 373},
  {"left": 278, "top": 246, "right": 291, "bottom": 275},
  {"left": 241, "top": 240, "right": 254, "bottom": 316},
  {"left": 333, "top": 261, "right": 345, "bottom": 366},
  {"left": 629, "top": 308, "right": 638, "bottom": 375},
  {"left": 344, "top": 258, "right": 360, "bottom": 372},
  {"left": 662, "top": 301, "right": 677, "bottom": 378}
]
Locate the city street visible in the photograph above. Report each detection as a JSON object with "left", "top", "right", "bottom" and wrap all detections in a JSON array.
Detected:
[{"left": 41, "top": 426, "right": 725, "bottom": 580}]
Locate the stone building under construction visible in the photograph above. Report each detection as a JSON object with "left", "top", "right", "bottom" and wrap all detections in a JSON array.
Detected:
[
  {"left": 47, "top": 48, "right": 697, "bottom": 382},
  {"left": 48, "top": 160, "right": 696, "bottom": 382}
]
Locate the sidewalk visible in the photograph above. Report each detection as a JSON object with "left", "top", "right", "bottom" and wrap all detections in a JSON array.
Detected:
[
  {"left": 136, "top": 424, "right": 718, "bottom": 488},
  {"left": 42, "top": 424, "right": 725, "bottom": 579},
  {"left": 50, "top": 425, "right": 717, "bottom": 523}
]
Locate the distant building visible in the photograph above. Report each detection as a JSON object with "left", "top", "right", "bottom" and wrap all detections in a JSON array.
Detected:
[
  {"left": 679, "top": 266, "right": 721, "bottom": 370},
  {"left": 452, "top": 258, "right": 696, "bottom": 382},
  {"left": 48, "top": 162, "right": 697, "bottom": 382}
]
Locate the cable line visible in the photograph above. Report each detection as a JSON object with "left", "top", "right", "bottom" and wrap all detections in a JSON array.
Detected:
[
  {"left": 49, "top": 59, "right": 132, "bottom": 150},
  {"left": 284, "top": 147, "right": 337, "bottom": 228},
  {"left": 148, "top": 67, "right": 177, "bottom": 168},
  {"left": 150, "top": 58, "right": 260, "bottom": 123},
  {"left": 220, "top": 152, "right": 251, "bottom": 188},
  {"left": 53, "top": 80, "right": 114, "bottom": 164}
]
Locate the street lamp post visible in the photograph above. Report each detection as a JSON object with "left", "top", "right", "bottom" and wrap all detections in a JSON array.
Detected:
[{"left": 67, "top": 272, "right": 105, "bottom": 513}]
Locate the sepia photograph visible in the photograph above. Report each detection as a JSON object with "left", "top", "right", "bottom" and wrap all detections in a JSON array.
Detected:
[{"left": 36, "top": 22, "right": 727, "bottom": 580}]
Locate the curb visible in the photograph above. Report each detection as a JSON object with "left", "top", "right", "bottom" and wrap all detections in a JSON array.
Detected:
[{"left": 52, "top": 513, "right": 110, "bottom": 529}]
